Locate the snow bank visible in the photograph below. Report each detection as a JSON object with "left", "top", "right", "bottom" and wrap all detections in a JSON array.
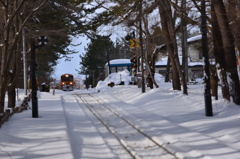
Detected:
[
  {"left": 96, "top": 69, "right": 131, "bottom": 91},
  {"left": 96, "top": 69, "right": 166, "bottom": 92}
]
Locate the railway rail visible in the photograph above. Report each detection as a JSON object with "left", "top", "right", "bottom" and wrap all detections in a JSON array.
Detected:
[{"left": 75, "top": 93, "right": 177, "bottom": 159}]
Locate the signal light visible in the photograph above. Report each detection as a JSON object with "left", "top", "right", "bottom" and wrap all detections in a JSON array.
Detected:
[{"left": 130, "top": 55, "right": 137, "bottom": 77}]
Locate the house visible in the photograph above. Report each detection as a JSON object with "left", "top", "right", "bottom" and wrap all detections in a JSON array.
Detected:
[
  {"left": 155, "top": 35, "right": 214, "bottom": 80},
  {"left": 104, "top": 35, "right": 215, "bottom": 81},
  {"left": 155, "top": 57, "right": 205, "bottom": 80}
]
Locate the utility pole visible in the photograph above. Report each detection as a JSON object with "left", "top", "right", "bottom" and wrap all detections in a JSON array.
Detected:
[
  {"left": 22, "top": 28, "right": 27, "bottom": 96},
  {"left": 139, "top": 0, "right": 145, "bottom": 93},
  {"left": 201, "top": 0, "right": 213, "bottom": 116}
]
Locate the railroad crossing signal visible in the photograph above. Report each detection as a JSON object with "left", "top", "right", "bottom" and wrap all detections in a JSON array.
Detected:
[
  {"left": 38, "top": 36, "right": 48, "bottom": 47},
  {"left": 129, "top": 39, "right": 140, "bottom": 48},
  {"left": 125, "top": 32, "right": 140, "bottom": 48},
  {"left": 131, "top": 55, "right": 137, "bottom": 76},
  {"left": 125, "top": 31, "right": 139, "bottom": 77}
]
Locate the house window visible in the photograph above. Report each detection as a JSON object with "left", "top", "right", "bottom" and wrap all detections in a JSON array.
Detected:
[
  {"left": 110, "top": 67, "right": 116, "bottom": 73},
  {"left": 199, "top": 50, "right": 203, "bottom": 59},
  {"left": 159, "top": 70, "right": 166, "bottom": 74}
]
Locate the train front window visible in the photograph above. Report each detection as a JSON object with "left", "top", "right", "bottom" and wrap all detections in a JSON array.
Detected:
[{"left": 61, "top": 76, "right": 73, "bottom": 81}]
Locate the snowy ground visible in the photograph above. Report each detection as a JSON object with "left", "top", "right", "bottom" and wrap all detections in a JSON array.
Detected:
[{"left": 1, "top": 70, "right": 240, "bottom": 159}]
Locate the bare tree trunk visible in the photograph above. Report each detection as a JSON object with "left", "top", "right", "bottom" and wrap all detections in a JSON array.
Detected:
[
  {"left": 211, "top": 3, "right": 230, "bottom": 101},
  {"left": 0, "top": 0, "right": 47, "bottom": 113},
  {"left": 165, "top": 57, "right": 170, "bottom": 82},
  {"left": 141, "top": 14, "right": 159, "bottom": 89},
  {"left": 8, "top": 1, "right": 20, "bottom": 108},
  {"left": 227, "top": 0, "right": 240, "bottom": 62},
  {"left": 212, "top": 0, "right": 240, "bottom": 104},
  {"left": 8, "top": 45, "right": 20, "bottom": 108},
  {"left": 180, "top": 0, "right": 188, "bottom": 95},
  {"left": 157, "top": 0, "right": 182, "bottom": 91},
  {"left": 145, "top": 55, "right": 159, "bottom": 88},
  {"left": 210, "top": 65, "right": 218, "bottom": 100},
  {"left": 8, "top": 83, "right": 16, "bottom": 108},
  {"left": 0, "top": 1, "right": 11, "bottom": 114}
]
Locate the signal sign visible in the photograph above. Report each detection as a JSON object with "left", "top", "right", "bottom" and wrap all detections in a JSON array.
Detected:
[
  {"left": 38, "top": 36, "right": 48, "bottom": 46},
  {"left": 129, "top": 39, "right": 140, "bottom": 48}
]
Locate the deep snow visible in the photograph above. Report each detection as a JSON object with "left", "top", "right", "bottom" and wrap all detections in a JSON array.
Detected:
[{"left": 1, "top": 70, "right": 240, "bottom": 159}]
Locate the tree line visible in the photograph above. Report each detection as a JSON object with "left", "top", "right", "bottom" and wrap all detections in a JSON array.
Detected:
[
  {"left": 1, "top": 0, "right": 240, "bottom": 118},
  {"left": 81, "top": 0, "right": 240, "bottom": 105},
  {"left": 0, "top": 0, "right": 103, "bottom": 116}
]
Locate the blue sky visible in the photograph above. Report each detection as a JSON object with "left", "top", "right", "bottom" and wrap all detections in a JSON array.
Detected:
[{"left": 53, "top": 36, "right": 90, "bottom": 80}]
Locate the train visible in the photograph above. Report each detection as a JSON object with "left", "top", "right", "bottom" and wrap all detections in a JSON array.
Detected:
[{"left": 60, "top": 73, "right": 74, "bottom": 91}]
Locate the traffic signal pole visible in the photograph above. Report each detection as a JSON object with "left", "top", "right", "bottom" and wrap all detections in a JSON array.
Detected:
[
  {"left": 31, "top": 38, "right": 38, "bottom": 118},
  {"left": 132, "top": 42, "right": 137, "bottom": 77},
  {"left": 31, "top": 36, "right": 48, "bottom": 118},
  {"left": 139, "top": 0, "right": 145, "bottom": 93},
  {"left": 22, "top": 28, "right": 28, "bottom": 96},
  {"left": 126, "top": 32, "right": 138, "bottom": 77}
]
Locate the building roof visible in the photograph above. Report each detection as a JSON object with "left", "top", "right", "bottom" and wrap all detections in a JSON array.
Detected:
[
  {"left": 105, "top": 59, "right": 132, "bottom": 67},
  {"left": 187, "top": 35, "right": 202, "bottom": 43},
  {"left": 155, "top": 57, "right": 214, "bottom": 66}
]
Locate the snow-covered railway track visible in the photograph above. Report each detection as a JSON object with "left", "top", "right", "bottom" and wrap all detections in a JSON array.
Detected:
[{"left": 76, "top": 93, "right": 177, "bottom": 159}]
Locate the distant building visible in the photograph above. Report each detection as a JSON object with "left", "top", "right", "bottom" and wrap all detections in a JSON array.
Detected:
[
  {"left": 105, "top": 59, "right": 132, "bottom": 77},
  {"left": 104, "top": 35, "right": 217, "bottom": 81},
  {"left": 155, "top": 35, "right": 214, "bottom": 81},
  {"left": 155, "top": 57, "right": 206, "bottom": 81}
]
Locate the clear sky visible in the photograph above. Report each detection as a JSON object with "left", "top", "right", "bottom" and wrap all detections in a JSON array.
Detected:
[{"left": 52, "top": 36, "right": 90, "bottom": 80}]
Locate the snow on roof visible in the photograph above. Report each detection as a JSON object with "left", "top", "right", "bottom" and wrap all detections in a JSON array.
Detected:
[
  {"left": 155, "top": 57, "right": 191, "bottom": 66},
  {"left": 155, "top": 57, "right": 215, "bottom": 66},
  {"left": 155, "top": 57, "right": 168, "bottom": 65},
  {"left": 187, "top": 35, "right": 202, "bottom": 43},
  {"left": 155, "top": 44, "right": 165, "bottom": 50},
  {"left": 106, "top": 58, "right": 211, "bottom": 67},
  {"left": 105, "top": 59, "right": 131, "bottom": 65}
]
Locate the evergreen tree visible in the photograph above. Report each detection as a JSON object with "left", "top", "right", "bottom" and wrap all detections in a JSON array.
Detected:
[
  {"left": 26, "top": 0, "right": 100, "bottom": 84},
  {"left": 79, "top": 35, "right": 113, "bottom": 86},
  {"left": 79, "top": 35, "right": 132, "bottom": 87}
]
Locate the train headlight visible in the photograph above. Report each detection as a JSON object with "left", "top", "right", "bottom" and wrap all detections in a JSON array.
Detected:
[
  {"left": 70, "top": 82, "right": 72, "bottom": 85},
  {"left": 62, "top": 82, "right": 65, "bottom": 85},
  {"left": 65, "top": 74, "right": 69, "bottom": 77}
]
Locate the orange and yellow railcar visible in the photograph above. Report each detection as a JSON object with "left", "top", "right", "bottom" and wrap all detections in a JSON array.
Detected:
[{"left": 60, "top": 74, "right": 74, "bottom": 91}]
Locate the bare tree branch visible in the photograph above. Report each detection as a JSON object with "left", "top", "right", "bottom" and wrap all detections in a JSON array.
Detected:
[
  {"left": 5, "top": 0, "right": 28, "bottom": 29},
  {"left": 0, "top": 0, "right": 5, "bottom": 7},
  {"left": 5, "top": 0, "right": 48, "bottom": 70},
  {"left": 166, "top": 0, "right": 200, "bottom": 25}
]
